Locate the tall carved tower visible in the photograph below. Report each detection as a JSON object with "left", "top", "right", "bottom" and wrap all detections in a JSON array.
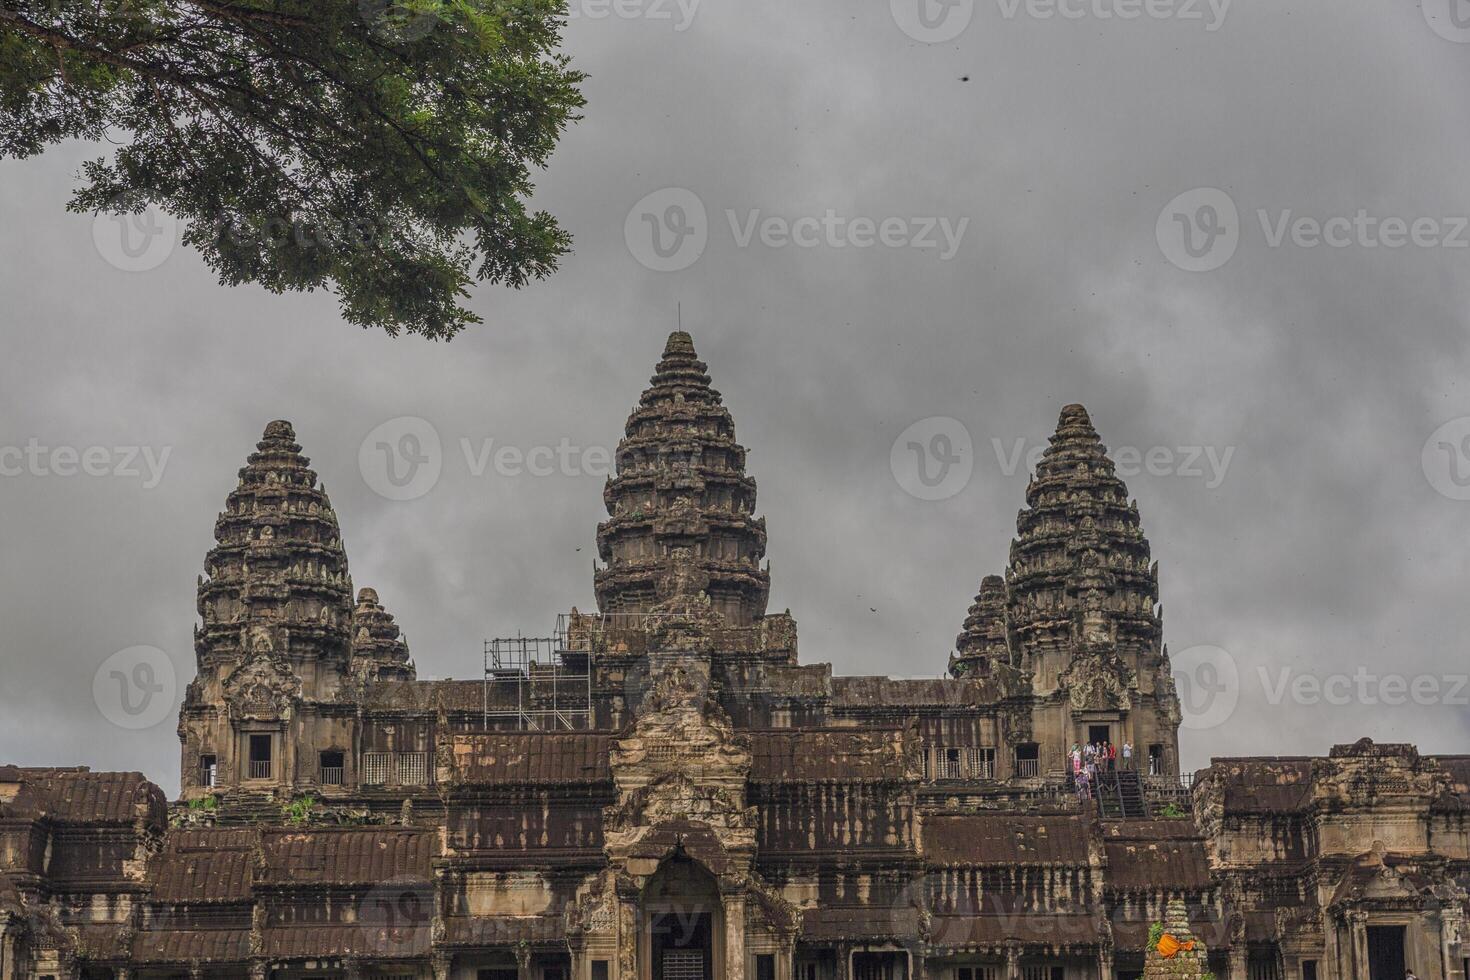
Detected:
[
  {"left": 953, "top": 405, "right": 1181, "bottom": 778},
  {"left": 179, "top": 421, "right": 355, "bottom": 796},
  {"left": 595, "top": 332, "right": 770, "bottom": 625}
]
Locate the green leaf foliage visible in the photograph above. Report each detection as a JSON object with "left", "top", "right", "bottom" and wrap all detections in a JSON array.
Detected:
[{"left": 1, "top": 0, "right": 585, "bottom": 338}]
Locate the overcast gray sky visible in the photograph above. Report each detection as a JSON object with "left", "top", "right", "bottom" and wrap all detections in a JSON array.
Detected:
[{"left": 3, "top": 0, "right": 1470, "bottom": 794}]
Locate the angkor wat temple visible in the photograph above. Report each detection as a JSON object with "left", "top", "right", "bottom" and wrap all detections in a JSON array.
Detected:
[{"left": 3, "top": 333, "right": 1468, "bottom": 980}]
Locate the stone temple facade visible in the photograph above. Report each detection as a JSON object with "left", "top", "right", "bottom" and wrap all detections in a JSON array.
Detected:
[{"left": 2, "top": 333, "right": 1469, "bottom": 980}]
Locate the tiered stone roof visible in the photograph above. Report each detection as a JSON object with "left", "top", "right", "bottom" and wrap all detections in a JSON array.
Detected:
[
  {"left": 194, "top": 421, "right": 353, "bottom": 672},
  {"left": 1004, "top": 404, "right": 1161, "bottom": 660},
  {"left": 351, "top": 587, "right": 415, "bottom": 682},
  {"left": 594, "top": 332, "right": 770, "bottom": 625},
  {"left": 950, "top": 573, "right": 1009, "bottom": 678}
]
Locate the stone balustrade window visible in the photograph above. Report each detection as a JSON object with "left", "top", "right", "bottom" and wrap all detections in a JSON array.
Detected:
[
  {"left": 396, "top": 751, "right": 430, "bottom": 786},
  {"left": 362, "top": 752, "right": 390, "bottom": 785}
]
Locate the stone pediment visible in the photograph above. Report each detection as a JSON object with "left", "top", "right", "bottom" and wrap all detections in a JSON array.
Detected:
[
  {"left": 608, "top": 653, "right": 753, "bottom": 825},
  {"left": 1327, "top": 847, "right": 1455, "bottom": 911},
  {"left": 1059, "top": 650, "right": 1135, "bottom": 713},
  {"left": 222, "top": 627, "right": 301, "bottom": 721},
  {"left": 606, "top": 643, "right": 757, "bottom": 886}
]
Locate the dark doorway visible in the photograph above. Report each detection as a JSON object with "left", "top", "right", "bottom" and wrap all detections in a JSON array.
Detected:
[
  {"left": 1088, "top": 725, "right": 1110, "bottom": 745},
  {"left": 651, "top": 910, "right": 712, "bottom": 980},
  {"left": 852, "top": 952, "right": 908, "bottom": 980},
  {"left": 1367, "top": 925, "right": 1406, "bottom": 980},
  {"left": 248, "top": 734, "right": 272, "bottom": 779},
  {"left": 319, "top": 750, "right": 344, "bottom": 785}
]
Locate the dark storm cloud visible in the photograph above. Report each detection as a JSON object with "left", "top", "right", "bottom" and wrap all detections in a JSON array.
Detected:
[{"left": 2, "top": 0, "right": 1469, "bottom": 792}]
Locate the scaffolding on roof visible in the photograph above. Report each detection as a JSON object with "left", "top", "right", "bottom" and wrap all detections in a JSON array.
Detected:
[{"left": 482, "top": 630, "right": 592, "bottom": 731}]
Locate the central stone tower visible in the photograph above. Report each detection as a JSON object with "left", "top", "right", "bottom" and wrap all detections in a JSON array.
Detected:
[{"left": 594, "top": 332, "right": 770, "bottom": 625}]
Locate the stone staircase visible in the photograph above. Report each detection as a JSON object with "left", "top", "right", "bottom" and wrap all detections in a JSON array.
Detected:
[
  {"left": 1096, "top": 769, "right": 1150, "bottom": 819},
  {"left": 212, "top": 789, "right": 285, "bottom": 826}
]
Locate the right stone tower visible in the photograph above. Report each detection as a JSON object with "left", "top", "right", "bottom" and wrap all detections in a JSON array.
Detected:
[
  {"left": 594, "top": 332, "right": 771, "bottom": 625},
  {"left": 956, "top": 404, "right": 1182, "bottom": 778}
]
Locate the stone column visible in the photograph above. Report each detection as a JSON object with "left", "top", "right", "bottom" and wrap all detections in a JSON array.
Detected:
[
  {"left": 1351, "top": 916, "right": 1369, "bottom": 980},
  {"left": 777, "top": 939, "right": 795, "bottom": 980},
  {"left": 724, "top": 895, "right": 748, "bottom": 980},
  {"left": 250, "top": 959, "right": 271, "bottom": 980},
  {"left": 1226, "top": 946, "right": 1247, "bottom": 980},
  {"left": 835, "top": 945, "right": 851, "bottom": 980},
  {"left": 617, "top": 893, "right": 640, "bottom": 980},
  {"left": 434, "top": 952, "right": 454, "bottom": 980},
  {"left": 1005, "top": 944, "right": 1020, "bottom": 980},
  {"left": 519, "top": 946, "right": 535, "bottom": 980},
  {"left": 1097, "top": 945, "right": 1114, "bottom": 980}
]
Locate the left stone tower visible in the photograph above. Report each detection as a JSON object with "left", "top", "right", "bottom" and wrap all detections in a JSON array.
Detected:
[{"left": 178, "top": 420, "right": 354, "bottom": 798}]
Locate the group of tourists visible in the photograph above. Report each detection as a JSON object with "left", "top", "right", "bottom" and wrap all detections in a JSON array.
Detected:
[{"left": 1070, "top": 739, "right": 1133, "bottom": 800}]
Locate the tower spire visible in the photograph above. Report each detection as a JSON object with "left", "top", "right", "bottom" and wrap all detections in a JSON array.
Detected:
[
  {"left": 192, "top": 420, "right": 354, "bottom": 689},
  {"left": 1005, "top": 404, "right": 1160, "bottom": 657},
  {"left": 594, "top": 332, "right": 770, "bottom": 625},
  {"left": 351, "top": 587, "right": 416, "bottom": 682},
  {"left": 951, "top": 574, "right": 1009, "bottom": 678}
]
